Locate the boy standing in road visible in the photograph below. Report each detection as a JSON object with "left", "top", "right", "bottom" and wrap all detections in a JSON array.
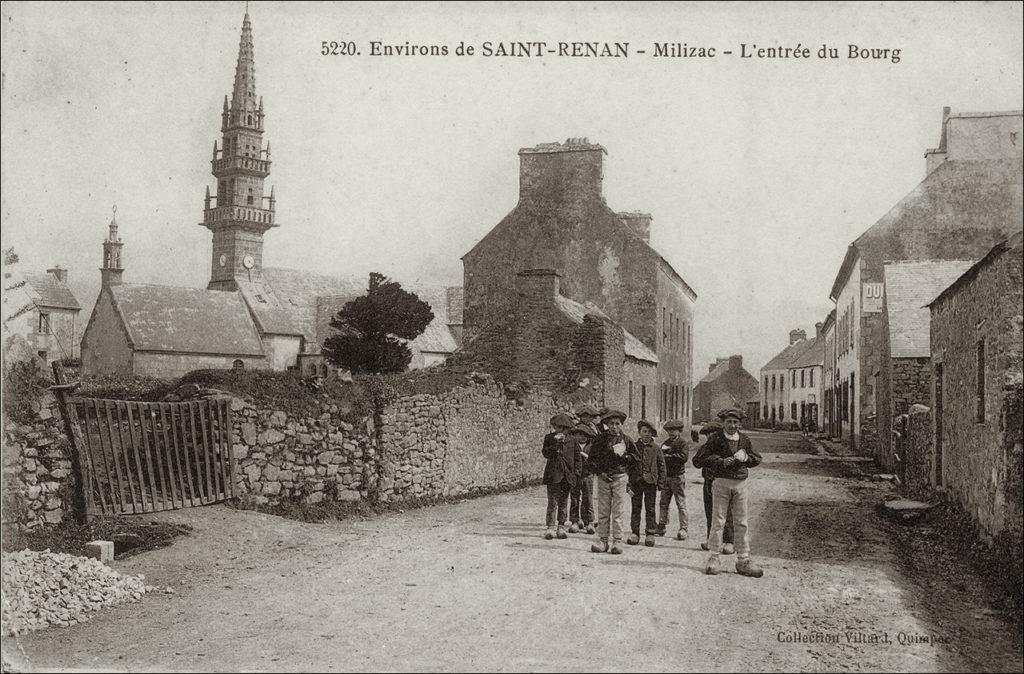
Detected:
[
  {"left": 587, "top": 410, "right": 634, "bottom": 554},
  {"left": 541, "top": 413, "right": 581, "bottom": 540},
  {"left": 628, "top": 420, "right": 666, "bottom": 547},
  {"left": 567, "top": 421, "right": 597, "bottom": 533},
  {"left": 697, "top": 408, "right": 764, "bottom": 578},
  {"left": 657, "top": 419, "right": 690, "bottom": 540},
  {"left": 693, "top": 421, "right": 735, "bottom": 553}
]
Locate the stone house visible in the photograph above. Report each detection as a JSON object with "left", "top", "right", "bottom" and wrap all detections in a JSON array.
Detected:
[
  {"left": 875, "top": 260, "right": 974, "bottom": 471},
  {"left": 760, "top": 329, "right": 813, "bottom": 426},
  {"left": 692, "top": 355, "right": 758, "bottom": 424},
  {"left": 81, "top": 12, "right": 459, "bottom": 378},
  {"left": 821, "top": 309, "right": 838, "bottom": 437},
  {"left": 927, "top": 233, "right": 1022, "bottom": 552},
  {"left": 461, "top": 138, "right": 697, "bottom": 430},
  {"left": 2, "top": 265, "right": 80, "bottom": 366},
  {"left": 828, "top": 107, "right": 1023, "bottom": 455},
  {"left": 786, "top": 330, "right": 824, "bottom": 429}
]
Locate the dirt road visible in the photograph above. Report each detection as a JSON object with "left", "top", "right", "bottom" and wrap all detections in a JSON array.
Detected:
[{"left": 7, "top": 432, "right": 1022, "bottom": 672}]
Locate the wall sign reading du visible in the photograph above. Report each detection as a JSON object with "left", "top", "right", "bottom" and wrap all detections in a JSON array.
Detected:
[{"left": 862, "top": 282, "right": 884, "bottom": 313}]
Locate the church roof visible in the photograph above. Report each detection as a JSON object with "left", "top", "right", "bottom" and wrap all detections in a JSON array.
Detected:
[
  {"left": 109, "top": 284, "right": 263, "bottom": 355},
  {"left": 884, "top": 260, "right": 975, "bottom": 358},
  {"left": 555, "top": 294, "right": 658, "bottom": 363},
  {"left": 23, "top": 273, "right": 80, "bottom": 310},
  {"left": 239, "top": 267, "right": 460, "bottom": 356}
]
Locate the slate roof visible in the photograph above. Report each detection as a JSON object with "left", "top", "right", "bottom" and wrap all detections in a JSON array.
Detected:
[
  {"left": 929, "top": 232, "right": 1024, "bottom": 308},
  {"left": 554, "top": 294, "right": 658, "bottom": 363},
  {"left": 762, "top": 339, "right": 814, "bottom": 372},
  {"left": 242, "top": 268, "right": 460, "bottom": 356},
  {"left": 24, "top": 273, "right": 80, "bottom": 310},
  {"left": 109, "top": 284, "right": 263, "bottom": 355},
  {"left": 831, "top": 158, "right": 1022, "bottom": 300},
  {"left": 883, "top": 260, "right": 976, "bottom": 358},
  {"left": 788, "top": 336, "right": 824, "bottom": 369},
  {"left": 699, "top": 359, "right": 730, "bottom": 384}
]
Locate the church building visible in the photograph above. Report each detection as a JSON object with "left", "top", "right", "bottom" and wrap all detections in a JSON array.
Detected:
[{"left": 81, "top": 12, "right": 459, "bottom": 379}]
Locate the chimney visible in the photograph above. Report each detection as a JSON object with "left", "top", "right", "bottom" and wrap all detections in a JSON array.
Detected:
[
  {"left": 46, "top": 265, "right": 68, "bottom": 283},
  {"left": 789, "top": 328, "right": 807, "bottom": 345},
  {"left": 925, "top": 106, "right": 951, "bottom": 177},
  {"left": 618, "top": 212, "right": 652, "bottom": 242},
  {"left": 518, "top": 138, "right": 606, "bottom": 203},
  {"left": 815, "top": 322, "right": 824, "bottom": 339},
  {"left": 709, "top": 362, "right": 718, "bottom": 374},
  {"left": 515, "top": 268, "right": 561, "bottom": 303},
  {"left": 728, "top": 355, "right": 743, "bottom": 371}
]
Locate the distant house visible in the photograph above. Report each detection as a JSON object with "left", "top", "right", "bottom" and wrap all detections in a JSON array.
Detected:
[
  {"left": 2, "top": 265, "right": 80, "bottom": 366},
  {"left": 927, "top": 233, "right": 1022, "bottom": 553},
  {"left": 761, "top": 330, "right": 811, "bottom": 426},
  {"left": 693, "top": 355, "right": 758, "bottom": 424},
  {"left": 875, "top": 259, "right": 974, "bottom": 471}
]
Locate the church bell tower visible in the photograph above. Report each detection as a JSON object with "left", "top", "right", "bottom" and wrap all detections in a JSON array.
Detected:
[{"left": 202, "top": 11, "right": 278, "bottom": 291}]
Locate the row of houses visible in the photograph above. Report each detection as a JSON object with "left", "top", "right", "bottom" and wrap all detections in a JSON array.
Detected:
[{"left": 770, "top": 107, "right": 1023, "bottom": 552}]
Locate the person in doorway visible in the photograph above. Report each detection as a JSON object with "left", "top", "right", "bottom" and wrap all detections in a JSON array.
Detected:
[
  {"left": 541, "top": 413, "right": 581, "bottom": 540},
  {"left": 627, "top": 420, "right": 666, "bottom": 547},
  {"left": 693, "top": 421, "right": 735, "bottom": 553},
  {"left": 657, "top": 419, "right": 690, "bottom": 540},
  {"left": 698, "top": 408, "right": 764, "bottom": 578},
  {"left": 587, "top": 409, "right": 635, "bottom": 554}
]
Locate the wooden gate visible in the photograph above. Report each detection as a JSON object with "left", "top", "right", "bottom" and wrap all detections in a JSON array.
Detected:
[{"left": 67, "top": 397, "right": 236, "bottom": 516}]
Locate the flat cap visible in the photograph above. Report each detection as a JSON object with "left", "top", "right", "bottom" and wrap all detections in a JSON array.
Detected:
[
  {"left": 716, "top": 407, "right": 745, "bottom": 421},
  {"left": 600, "top": 409, "right": 627, "bottom": 423},
  {"left": 699, "top": 421, "right": 724, "bottom": 435},
  {"left": 569, "top": 423, "right": 598, "bottom": 438},
  {"left": 549, "top": 413, "right": 575, "bottom": 429},
  {"left": 637, "top": 419, "right": 657, "bottom": 435},
  {"left": 663, "top": 419, "right": 686, "bottom": 431},
  {"left": 574, "top": 405, "right": 600, "bottom": 417}
]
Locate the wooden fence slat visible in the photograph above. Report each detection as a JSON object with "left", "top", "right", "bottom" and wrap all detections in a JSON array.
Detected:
[
  {"left": 79, "top": 403, "right": 109, "bottom": 515},
  {"left": 124, "top": 402, "right": 149, "bottom": 513},
  {"left": 209, "top": 400, "right": 225, "bottom": 500},
  {"left": 92, "top": 399, "right": 123, "bottom": 514},
  {"left": 137, "top": 402, "right": 164, "bottom": 511},
  {"left": 68, "top": 401, "right": 97, "bottom": 517},
  {"left": 148, "top": 403, "right": 174, "bottom": 509},
  {"left": 145, "top": 403, "right": 171, "bottom": 511},
  {"left": 197, "top": 402, "right": 216, "bottom": 503},
  {"left": 160, "top": 404, "right": 184, "bottom": 509},
  {"left": 173, "top": 404, "right": 199, "bottom": 506},
  {"left": 113, "top": 402, "right": 140, "bottom": 514},
  {"left": 101, "top": 400, "right": 129, "bottom": 514},
  {"left": 187, "top": 402, "right": 206, "bottom": 503},
  {"left": 132, "top": 402, "right": 156, "bottom": 512}
]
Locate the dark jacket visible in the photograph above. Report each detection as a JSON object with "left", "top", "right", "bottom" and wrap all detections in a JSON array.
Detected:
[
  {"left": 692, "top": 431, "right": 762, "bottom": 480},
  {"left": 629, "top": 438, "right": 667, "bottom": 487},
  {"left": 542, "top": 431, "right": 582, "bottom": 486},
  {"left": 661, "top": 436, "right": 689, "bottom": 477},
  {"left": 588, "top": 431, "right": 635, "bottom": 477}
]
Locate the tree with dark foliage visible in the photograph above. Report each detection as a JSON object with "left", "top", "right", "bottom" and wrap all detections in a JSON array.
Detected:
[{"left": 322, "top": 273, "right": 434, "bottom": 374}]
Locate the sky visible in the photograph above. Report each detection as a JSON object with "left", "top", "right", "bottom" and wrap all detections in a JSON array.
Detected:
[{"left": 2, "top": 1, "right": 1022, "bottom": 378}]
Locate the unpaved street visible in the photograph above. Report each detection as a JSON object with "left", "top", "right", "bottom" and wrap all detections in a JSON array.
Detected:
[{"left": 7, "top": 432, "right": 1022, "bottom": 672}]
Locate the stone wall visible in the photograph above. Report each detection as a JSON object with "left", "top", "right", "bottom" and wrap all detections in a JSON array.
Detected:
[
  {"left": 904, "top": 404, "right": 933, "bottom": 491},
  {"left": 1, "top": 392, "right": 76, "bottom": 529}
]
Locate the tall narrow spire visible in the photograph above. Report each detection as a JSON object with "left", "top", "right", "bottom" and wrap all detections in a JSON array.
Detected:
[
  {"left": 101, "top": 204, "right": 124, "bottom": 288},
  {"left": 230, "top": 12, "right": 257, "bottom": 115}
]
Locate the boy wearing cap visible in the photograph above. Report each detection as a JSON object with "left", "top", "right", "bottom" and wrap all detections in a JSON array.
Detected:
[
  {"left": 628, "top": 420, "right": 667, "bottom": 547},
  {"left": 693, "top": 421, "right": 735, "bottom": 553},
  {"left": 657, "top": 420, "right": 690, "bottom": 540},
  {"left": 568, "top": 421, "right": 598, "bottom": 533},
  {"left": 542, "top": 413, "right": 582, "bottom": 540},
  {"left": 587, "top": 410, "right": 635, "bottom": 554},
  {"left": 697, "top": 408, "right": 764, "bottom": 578}
]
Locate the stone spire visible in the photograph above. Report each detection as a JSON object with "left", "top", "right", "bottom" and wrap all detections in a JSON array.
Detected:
[
  {"left": 230, "top": 12, "right": 258, "bottom": 116},
  {"left": 101, "top": 205, "right": 124, "bottom": 288}
]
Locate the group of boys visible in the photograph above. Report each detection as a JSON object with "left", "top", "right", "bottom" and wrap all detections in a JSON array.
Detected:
[{"left": 541, "top": 405, "right": 765, "bottom": 578}]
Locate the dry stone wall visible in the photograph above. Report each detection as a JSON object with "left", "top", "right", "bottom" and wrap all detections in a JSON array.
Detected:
[{"left": 2, "top": 392, "right": 76, "bottom": 529}]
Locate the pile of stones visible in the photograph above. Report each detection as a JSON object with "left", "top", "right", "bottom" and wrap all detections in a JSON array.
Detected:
[{"left": 1, "top": 549, "right": 155, "bottom": 635}]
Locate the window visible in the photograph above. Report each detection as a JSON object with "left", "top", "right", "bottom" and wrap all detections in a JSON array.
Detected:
[
  {"left": 780, "top": 375, "right": 784, "bottom": 390},
  {"left": 641, "top": 385, "right": 647, "bottom": 420},
  {"left": 778, "top": 404, "right": 785, "bottom": 421},
  {"left": 37, "top": 350, "right": 47, "bottom": 361},
  {"left": 628, "top": 381, "right": 633, "bottom": 417},
  {"left": 37, "top": 313, "right": 50, "bottom": 334},
  {"left": 801, "top": 370, "right": 805, "bottom": 388},
  {"left": 661, "top": 382, "right": 668, "bottom": 420},
  {"left": 976, "top": 339, "right": 986, "bottom": 423},
  {"left": 662, "top": 308, "right": 668, "bottom": 343},
  {"left": 810, "top": 369, "right": 815, "bottom": 387},
  {"left": 764, "top": 377, "right": 769, "bottom": 399},
  {"left": 763, "top": 405, "right": 769, "bottom": 420},
  {"left": 771, "top": 375, "right": 776, "bottom": 391},
  {"left": 233, "top": 359, "right": 244, "bottom": 370},
  {"left": 669, "top": 311, "right": 674, "bottom": 348},
  {"left": 792, "top": 370, "right": 797, "bottom": 387},
  {"left": 791, "top": 402, "right": 797, "bottom": 420},
  {"left": 247, "top": 188, "right": 254, "bottom": 205}
]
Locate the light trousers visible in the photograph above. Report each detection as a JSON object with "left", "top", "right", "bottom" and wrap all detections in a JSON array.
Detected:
[
  {"left": 708, "top": 477, "right": 750, "bottom": 556},
  {"left": 595, "top": 473, "right": 628, "bottom": 544}
]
